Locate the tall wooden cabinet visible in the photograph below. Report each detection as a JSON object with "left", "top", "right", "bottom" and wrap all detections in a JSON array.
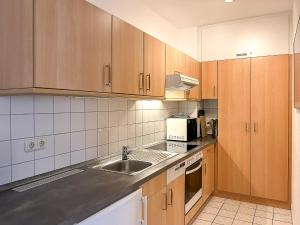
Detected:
[
  {"left": 144, "top": 34, "right": 166, "bottom": 97},
  {"left": 217, "top": 55, "right": 290, "bottom": 203},
  {"left": 202, "top": 61, "right": 218, "bottom": 99},
  {"left": 112, "top": 16, "right": 143, "bottom": 95},
  {"left": 250, "top": 55, "right": 289, "bottom": 202},
  {"left": 218, "top": 58, "right": 251, "bottom": 195}
]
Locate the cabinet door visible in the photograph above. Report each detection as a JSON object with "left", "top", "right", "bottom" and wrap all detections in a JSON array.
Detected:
[
  {"left": 251, "top": 55, "right": 289, "bottom": 202},
  {"left": 202, "top": 61, "right": 218, "bottom": 99},
  {"left": 166, "top": 45, "right": 186, "bottom": 75},
  {"left": 0, "top": 0, "right": 33, "bottom": 89},
  {"left": 167, "top": 175, "right": 185, "bottom": 225},
  {"left": 112, "top": 17, "right": 143, "bottom": 95},
  {"left": 202, "top": 145, "right": 214, "bottom": 202},
  {"left": 186, "top": 57, "right": 201, "bottom": 100},
  {"left": 207, "top": 145, "right": 215, "bottom": 196},
  {"left": 146, "top": 187, "right": 167, "bottom": 225},
  {"left": 35, "top": 0, "right": 111, "bottom": 92},
  {"left": 218, "top": 58, "right": 251, "bottom": 195},
  {"left": 144, "top": 34, "right": 166, "bottom": 97}
]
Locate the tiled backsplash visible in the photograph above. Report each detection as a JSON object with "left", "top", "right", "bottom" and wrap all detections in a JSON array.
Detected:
[{"left": 0, "top": 96, "right": 178, "bottom": 185}]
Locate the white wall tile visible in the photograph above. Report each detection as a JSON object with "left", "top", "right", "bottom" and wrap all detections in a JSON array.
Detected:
[
  {"left": 35, "top": 114, "right": 53, "bottom": 136},
  {"left": 85, "top": 112, "right": 97, "bottom": 130},
  {"left": 98, "top": 112, "right": 108, "bottom": 128},
  {"left": 109, "top": 142, "right": 119, "bottom": 155},
  {"left": 54, "top": 113, "right": 70, "bottom": 134},
  {"left": 136, "top": 123, "right": 143, "bottom": 137},
  {"left": 34, "top": 96, "right": 53, "bottom": 113},
  {"left": 0, "top": 141, "right": 11, "bottom": 167},
  {"left": 86, "top": 130, "right": 97, "bottom": 148},
  {"left": 12, "top": 139, "right": 34, "bottom": 164},
  {"left": 118, "top": 140, "right": 128, "bottom": 151},
  {"left": 136, "top": 136, "right": 142, "bottom": 146},
  {"left": 71, "top": 97, "right": 85, "bottom": 112},
  {"left": 142, "top": 134, "right": 155, "bottom": 145},
  {"left": 0, "top": 115, "right": 10, "bottom": 141},
  {"left": 35, "top": 136, "right": 54, "bottom": 159},
  {"left": 119, "top": 111, "right": 127, "bottom": 125},
  {"left": 109, "top": 111, "right": 119, "bottom": 127},
  {"left": 11, "top": 115, "right": 34, "bottom": 139},
  {"left": 71, "top": 149, "right": 85, "bottom": 165},
  {"left": 35, "top": 157, "right": 54, "bottom": 175},
  {"left": 127, "top": 100, "right": 136, "bottom": 111},
  {"left": 128, "top": 111, "right": 135, "bottom": 124},
  {"left": 136, "top": 110, "right": 142, "bottom": 123},
  {"left": 143, "top": 122, "right": 155, "bottom": 135},
  {"left": 128, "top": 124, "right": 136, "bottom": 139},
  {"left": 136, "top": 101, "right": 143, "bottom": 110},
  {"left": 86, "top": 147, "right": 98, "bottom": 160},
  {"left": 155, "top": 132, "right": 165, "bottom": 141},
  {"left": 0, "top": 97, "right": 10, "bottom": 115},
  {"left": 11, "top": 96, "right": 34, "bottom": 114},
  {"left": 55, "top": 153, "right": 70, "bottom": 170},
  {"left": 71, "top": 131, "right": 85, "bottom": 151},
  {"left": 54, "top": 133, "right": 71, "bottom": 155},
  {"left": 71, "top": 113, "right": 85, "bottom": 132},
  {"left": 109, "top": 127, "right": 119, "bottom": 143},
  {"left": 127, "top": 138, "right": 136, "bottom": 147},
  {"left": 98, "top": 128, "right": 109, "bottom": 146},
  {"left": 12, "top": 161, "right": 34, "bottom": 182},
  {"left": 98, "top": 98, "right": 108, "bottom": 111},
  {"left": 54, "top": 96, "right": 70, "bottom": 113},
  {"left": 0, "top": 166, "right": 11, "bottom": 185},
  {"left": 85, "top": 97, "right": 97, "bottom": 112},
  {"left": 98, "top": 144, "right": 108, "bottom": 158},
  {"left": 118, "top": 126, "right": 128, "bottom": 141}
]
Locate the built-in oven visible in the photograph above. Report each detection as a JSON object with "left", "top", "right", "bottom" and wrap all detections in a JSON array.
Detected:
[{"left": 185, "top": 152, "right": 203, "bottom": 213}]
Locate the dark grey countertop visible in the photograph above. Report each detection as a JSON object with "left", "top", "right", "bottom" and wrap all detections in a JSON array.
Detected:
[{"left": 0, "top": 136, "right": 216, "bottom": 225}]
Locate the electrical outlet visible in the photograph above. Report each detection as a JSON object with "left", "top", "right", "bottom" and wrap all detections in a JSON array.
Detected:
[
  {"left": 24, "top": 139, "right": 37, "bottom": 152},
  {"left": 37, "top": 137, "right": 47, "bottom": 150}
]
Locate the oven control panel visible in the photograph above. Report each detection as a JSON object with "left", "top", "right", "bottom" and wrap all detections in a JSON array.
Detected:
[{"left": 186, "top": 152, "right": 203, "bottom": 167}]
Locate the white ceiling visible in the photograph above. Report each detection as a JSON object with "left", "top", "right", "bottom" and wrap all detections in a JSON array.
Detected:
[{"left": 140, "top": 0, "right": 293, "bottom": 28}]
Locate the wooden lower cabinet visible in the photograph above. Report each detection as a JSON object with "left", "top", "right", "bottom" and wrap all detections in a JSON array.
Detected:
[{"left": 202, "top": 145, "right": 215, "bottom": 202}]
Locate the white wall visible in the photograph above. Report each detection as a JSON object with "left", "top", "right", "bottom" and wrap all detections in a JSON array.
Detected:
[
  {"left": 87, "top": 0, "right": 199, "bottom": 60},
  {"left": 200, "top": 13, "right": 291, "bottom": 61},
  {"left": 292, "top": 0, "right": 300, "bottom": 224}
]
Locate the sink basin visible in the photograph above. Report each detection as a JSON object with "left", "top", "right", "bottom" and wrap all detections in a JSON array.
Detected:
[{"left": 98, "top": 160, "right": 152, "bottom": 175}]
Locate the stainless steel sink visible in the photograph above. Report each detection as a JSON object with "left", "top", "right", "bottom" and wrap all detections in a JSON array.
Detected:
[{"left": 101, "top": 160, "right": 152, "bottom": 175}]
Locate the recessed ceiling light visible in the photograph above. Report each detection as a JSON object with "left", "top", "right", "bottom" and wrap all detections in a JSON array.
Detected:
[{"left": 224, "top": 0, "right": 235, "bottom": 3}]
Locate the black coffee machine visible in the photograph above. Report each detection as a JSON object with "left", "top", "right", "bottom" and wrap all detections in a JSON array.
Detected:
[{"left": 208, "top": 119, "right": 218, "bottom": 138}]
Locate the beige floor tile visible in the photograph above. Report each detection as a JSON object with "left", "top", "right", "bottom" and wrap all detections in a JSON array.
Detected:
[
  {"left": 240, "top": 202, "right": 257, "bottom": 209},
  {"left": 257, "top": 205, "right": 274, "bottom": 213},
  {"left": 213, "top": 216, "right": 233, "bottom": 225},
  {"left": 273, "top": 214, "right": 293, "bottom": 223},
  {"left": 197, "top": 212, "right": 216, "bottom": 222},
  {"left": 274, "top": 208, "right": 292, "bottom": 216},
  {"left": 253, "top": 216, "right": 273, "bottom": 225},
  {"left": 224, "top": 199, "right": 241, "bottom": 206},
  {"left": 232, "top": 220, "right": 252, "bottom": 225},
  {"left": 221, "top": 203, "right": 239, "bottom": 212},
  {"left": 211, "top": 197, "right": 225, "bottom": 203},
  {"left": 238, "top": 206, "right": 256, "bottom": 216},
  {"left": 273, "top": 220, "right": 293, "bottom": 225},
  {"left": 218, "top": 209, "right": 236, "bottom": 219},
  {"left": 235, "top": 212, "right": 254, "bottom": 223},
  {"left": 255, "top": 210, "right": 273, "bottom": 219},
  {"left": 203, "top": 206, "right": 220, "bottom": 215},
  {"left": 193, "top": 219, "right": 212, "bottom": 225},
  {"left": 207, "top": 201, "right": 223, "bottom": 209}
]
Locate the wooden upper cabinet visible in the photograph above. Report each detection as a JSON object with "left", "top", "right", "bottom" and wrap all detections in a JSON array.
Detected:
[
  {"left": 166, "top": 45, "right": 186, "bottom": 75},
  {"left": 218, "top": 58, "right": 251, "bottom": 195},
  {"left": 186, "top": 56, "right": 201, "bottom": 100},
  {"left": 202, "top": 61, "right": 218, "bottom": 99},
  {"left": 112, "top": 17, "right": 143, "bottom": 95},
  {"left": 0, "top": 0, "right": 34, "bottom": 89},
  {"left": 144, "top": 34, "right": 166, "bottom": 97},
  {"left": 250, "top": 55, "right": 289, "bottom": 202},
  {"left": 35, "top": 0, "right": 112, "bottom": 92}
]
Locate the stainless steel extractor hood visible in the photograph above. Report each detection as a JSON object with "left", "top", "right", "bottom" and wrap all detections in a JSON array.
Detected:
[{"left": 165, "top": 73, "right": 199, "bottom": 91}]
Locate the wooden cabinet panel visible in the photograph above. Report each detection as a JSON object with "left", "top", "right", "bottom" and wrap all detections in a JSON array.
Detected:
[
  {"left": 218, "top": 58, "right": 251, "bottom": 195},
  {"left": 112, "top": 17, "right": 143, "bottom": 95},
  {"left": 203, "top": 145, "right": 215, "bottom": 202},
  {"left": 0, "top": 0, "right": 33, "bottom": 89},
  {"left": 250, "top": 55, "right": 289, "bottom": 202},
  {"left": 166, "top": 45, "right": 186, "bottom": 75},
  {"left": 186, "top": 57, "right": 201, "bottom": 100},
  {"left": 202, "top": 61, "right": 218, "bottom": 99},
  {"left": 144, "top": 34, "right": 166, "bottom": 97},
  {"left": 167, "top": 175, "right": 185, "bottom": 225},
  {"left": 35, "top": 0, "right": 111, "bottom": 92}
]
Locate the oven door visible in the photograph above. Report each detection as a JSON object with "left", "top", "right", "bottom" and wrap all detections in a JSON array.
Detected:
[{"left": 185, "top": 159, "right": 202, "bottom": 213}]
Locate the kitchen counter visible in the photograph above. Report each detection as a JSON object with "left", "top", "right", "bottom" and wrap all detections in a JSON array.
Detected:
[{"left": 0, "top": 136, "right": 216, "bottom": 225}]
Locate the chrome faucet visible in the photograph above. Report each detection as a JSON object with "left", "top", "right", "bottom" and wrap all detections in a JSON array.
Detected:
[{"left": 122, "top": 146, "right": 130, "bottom": 160}]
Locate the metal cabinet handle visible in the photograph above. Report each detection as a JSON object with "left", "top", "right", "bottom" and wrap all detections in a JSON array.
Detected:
[
  {"left": 253, "top": 122, "right": 258, "bottom": 133},
  {"left": 104, "top": 64, "right": 111, "bottom": 86},
  {"left": 139, "top": 73, "right": 144, "bottom": 90},
  {"left": 213, "top": 86, "right": 216, "bottom": 97},
  {"left": 168, "top": 189, "right": 173, "bottom": 206},
  {"left": 162, "top": 193, "right": 167, "bottom": 210},
  {"left": 146, "top": 74, "right": 151, "bottom": 91},
  {"left": 141, "top": 196, "right": 148, "bottom": 225}
]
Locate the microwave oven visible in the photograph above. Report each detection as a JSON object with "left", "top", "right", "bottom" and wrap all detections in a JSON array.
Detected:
[{"left": 166, "top": 118, "right": 197, "bottom": 142}]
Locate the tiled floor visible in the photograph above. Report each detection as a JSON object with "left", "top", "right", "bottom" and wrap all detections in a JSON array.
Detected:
[{"left": 192, "top": 197, "right": 293, "bottom": 225}]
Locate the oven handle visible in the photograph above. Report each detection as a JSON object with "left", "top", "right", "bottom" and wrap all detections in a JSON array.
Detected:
[{"left": 186, "top": 162, "right": 202, "bottom": 175}]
